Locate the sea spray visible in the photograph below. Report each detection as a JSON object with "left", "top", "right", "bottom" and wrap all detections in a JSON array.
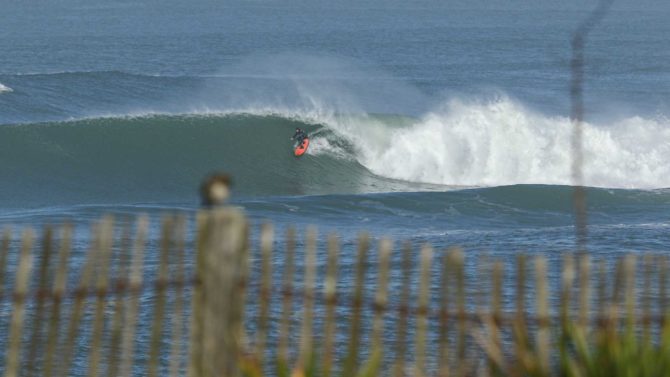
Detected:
[{"left": 332, "top": 97, "right": 670, "bottom": 189}]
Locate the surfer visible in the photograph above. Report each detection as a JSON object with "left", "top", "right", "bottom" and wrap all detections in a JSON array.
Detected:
[{"left": 291, "top": 128, "right": 308, "bottom": 145}]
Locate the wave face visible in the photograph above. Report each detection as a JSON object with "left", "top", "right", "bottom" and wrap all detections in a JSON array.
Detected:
[
  {"left": 0, "top": 113, "right": 431, "bottom": 208},
  {"left": 0, "top": 97, "right": 669, "bottom": 207}
]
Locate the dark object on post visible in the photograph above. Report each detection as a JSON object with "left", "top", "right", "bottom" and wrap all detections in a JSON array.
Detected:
[{"left": 200, "top": 173, "right": 232, "bottom": 207}]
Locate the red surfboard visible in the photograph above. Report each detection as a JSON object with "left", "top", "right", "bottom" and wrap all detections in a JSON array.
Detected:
[{"left": 294, "top": 138, "right": 310, "bottom": 157}]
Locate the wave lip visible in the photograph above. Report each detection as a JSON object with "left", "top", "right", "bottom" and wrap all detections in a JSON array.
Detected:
[{"left": 0, "top": 82, "right": 12, "bottom": 93}]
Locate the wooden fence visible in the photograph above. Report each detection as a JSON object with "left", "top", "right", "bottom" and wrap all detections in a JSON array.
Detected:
[{"left": 0, "top": 208, "right": 669, "bottom": 377}]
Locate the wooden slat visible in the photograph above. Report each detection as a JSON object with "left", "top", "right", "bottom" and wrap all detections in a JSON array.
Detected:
[
  {"left": 188, "top": 212, "right": 208, "bottom": 377},
  {"left": 106, "top": 221, "right": 133, "bottom": 377},
  {"left": 534, "top": 256, "right": 549, "bottom": 375},
  {"left": 119, "top": 215, "right": 149, "bottom": 377},
  {"left": 58, "top": 226, "right": 98, "bottom": 377},
  {"left": 392, "top": 242, "right": 412, "bottom": 377},
  {"left": 321, "top": 233, "right": 339, "bottom": 377},
  {"left": 472, "top": 259, "right": 505, "bottom": 375},
  {"left": 452, "top": 249, "right": 466, "bottom": 377},
  {"left": 0, "top": 228, "right": 10, "bottom": 302},
  {"left": 295, "top": 227, "right": 317, "bottom": 374},
  {"left": 559, "top": 255, "right": 575, "bottom": 368},
  {"left": 341, "top": 233, "right": 369, "bottom": 377},
  {"left": 489, "top": 261, "right": 503, "bottom": 373},
  {"left": 358, "top": 238, "right": 391, "bottom": 377},
  {"left": 44, "top": 224, "right": 73, "bottom": 377},
  {"left": 415, "top": 244, "right": 432, "bottom": 377},
  {"left": 3, "top": 229, "right": 35, "bottom": 377},
  {"left": 237, "top": 214, "right": 251, "bottom": 353},
  {"left": 169, "top": 215, "right": 188, "bottom": 377},
  {"left": 148, "top": 216, "right": 173, "bottom": 377},
  {"left": 438, "top": 248, "right": 455, "bottom": 377},
  {"left": 513, "top": 255, "right": 529, "bottom": 371},
  {"left": 255, "top": 223, "right": 274, "bottom": 366},
  {"left": 26, "top": 226, "right": 54, "bottom": 377},
  {"left": 88, "top": 217, "right": 115, "bottom": 377},
  {"left": 277, "top": 227, "right": 296, "bottom": 372}
]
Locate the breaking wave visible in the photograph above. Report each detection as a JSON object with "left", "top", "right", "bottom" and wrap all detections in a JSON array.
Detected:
[{"left": 0, "top": 96, "right": 668, "bottom": 207}]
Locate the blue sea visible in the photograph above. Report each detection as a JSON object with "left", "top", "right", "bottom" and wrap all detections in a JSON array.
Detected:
[
  {"left": 2, "top": 0, "right": 670, "bottom": 374},
  {"left": 2, "top": 1, "right": 669, "bottom": 255}
]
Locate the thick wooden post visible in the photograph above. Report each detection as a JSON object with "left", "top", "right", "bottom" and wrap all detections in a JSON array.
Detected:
[{"left": 190, "top": 208, "right": 248, "bottom": 377}]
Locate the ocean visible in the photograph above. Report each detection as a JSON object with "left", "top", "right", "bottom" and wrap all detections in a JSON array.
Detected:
[
  {"left": 2, "top": 1, "right": 669, "bottom": 256},
  {"left": 1, "top": 1, "right": 670, "bottom": 374}
]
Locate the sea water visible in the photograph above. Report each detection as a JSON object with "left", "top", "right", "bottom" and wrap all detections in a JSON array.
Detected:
[{"left": 1, "top": 0, "right": 670, "bottom": 373}]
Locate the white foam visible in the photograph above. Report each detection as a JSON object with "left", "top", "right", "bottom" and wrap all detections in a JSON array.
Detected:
[
  {"left": 326, "top": 97, "right": 670, "bottom": 189},
  {"left": 0, "top": 82, "right": 12, "bottom": 93}
]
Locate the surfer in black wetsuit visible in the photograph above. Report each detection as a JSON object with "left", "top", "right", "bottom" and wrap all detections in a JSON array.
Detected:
[{"left": 291, "top": 128, "right": 308, "bottom": 145}]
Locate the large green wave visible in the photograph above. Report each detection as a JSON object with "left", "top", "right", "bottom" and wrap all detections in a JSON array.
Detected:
[{"left": 0, "top": 113, "right": 430, "bottom": 208}]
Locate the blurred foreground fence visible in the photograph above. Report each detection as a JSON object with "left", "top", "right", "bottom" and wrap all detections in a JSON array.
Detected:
[{"left": 1, "top": 208, "right": 669, "bottom": 377}]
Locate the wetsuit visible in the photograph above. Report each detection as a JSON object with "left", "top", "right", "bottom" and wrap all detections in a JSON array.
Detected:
[{"left": 292, "top": 130, "right": 308, "bottom": 144}]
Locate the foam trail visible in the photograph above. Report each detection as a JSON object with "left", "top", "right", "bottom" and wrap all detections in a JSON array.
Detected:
[
  {"left": 337, "top": 97, "right": 670, "bottom": 189},
  {"left": 0, "top": 82, "right": 12, "bottom": 93}
]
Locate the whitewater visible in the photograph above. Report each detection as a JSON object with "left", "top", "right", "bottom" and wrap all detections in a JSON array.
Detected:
[
  {"left": 0, "top": 82, "right": 12, "bottom": 93},
  {"left": 345, "top": 98, "right": 670, "bottom": 189}
]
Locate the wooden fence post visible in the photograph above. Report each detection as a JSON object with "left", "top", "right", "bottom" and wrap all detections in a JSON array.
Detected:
[{"left": 190, "top": 208, "right": 248, "bottom": 377}]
